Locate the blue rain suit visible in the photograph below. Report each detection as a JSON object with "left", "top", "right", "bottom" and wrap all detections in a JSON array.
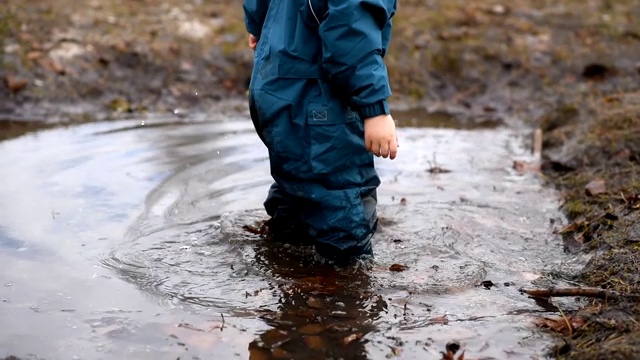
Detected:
[{"left": 244, "top": 0, "right": 396, "bottom": 264}]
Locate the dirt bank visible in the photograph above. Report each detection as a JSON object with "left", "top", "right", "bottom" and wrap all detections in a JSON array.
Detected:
[
  {"left": 1, "top": 0, "right": 640, "bottom": 358},
  {"left": 3, "top": 0, "right": 638, "bottom": 124},
  {"left": 540, "top": 92, "right": 640, "bottom": 359}
]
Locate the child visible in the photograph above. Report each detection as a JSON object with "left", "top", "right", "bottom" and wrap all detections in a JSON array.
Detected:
[{"left": 244, "top": 0, "right": 398, "bottom": 266}]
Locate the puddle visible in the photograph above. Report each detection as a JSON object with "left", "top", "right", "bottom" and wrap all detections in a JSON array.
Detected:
[{"left": 0, "top": 108, "right": 572, "bottom": 359}]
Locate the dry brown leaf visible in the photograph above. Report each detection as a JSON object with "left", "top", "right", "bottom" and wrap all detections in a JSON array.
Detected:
[
  {"left": 6, "top": 75, "right": 28, "bottom": 93},
  {"left": 306, "top": 296, "right": 324, "bottom": 309},
  {"left": 389, "top": 264, "right": 409, "bottom": 272},
  {"left": 611, "top": 149, "right": 631, "bottom": 162},
  {"left": 428, "top": 315, "right": 449, "bottom": 325},
  {"left": 585, "top": 178, "right": 606, "bottom": 196},
  {"left": 388, "top": 346, "right": 403, "bottom": 357},
  {"left": 341, "top": 332, "right": 363, "bottom": 345},
  {"left": 533, "top": 316, "right": 586, "bottom": 335},
  {"left": 513, "top": 160, "right": 541, "bottom": 174},
  {"left": 27, "top": 51, "right": 43, "bottom": 61}
]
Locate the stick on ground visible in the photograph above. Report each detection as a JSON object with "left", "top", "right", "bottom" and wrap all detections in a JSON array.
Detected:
[{"left": 520, "top": 287, "right": 626, "bottom": 300}]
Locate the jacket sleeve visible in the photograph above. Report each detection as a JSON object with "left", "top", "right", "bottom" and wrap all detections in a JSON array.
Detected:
[
  {"left": 243, "top": 0, "right": 270, "bottom": 38},
  {"left": 319, "top": 0, "right": 396, "bottom": 118}
]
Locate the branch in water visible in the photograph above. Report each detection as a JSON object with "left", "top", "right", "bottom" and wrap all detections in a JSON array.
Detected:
[{"left": 519, "top": 287, "right": 628, "bottom": 300}]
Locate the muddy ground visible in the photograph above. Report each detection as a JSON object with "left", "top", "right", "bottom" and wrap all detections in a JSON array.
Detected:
[{"left": 1, "top": 0, "right": 640, "bottom": 359}]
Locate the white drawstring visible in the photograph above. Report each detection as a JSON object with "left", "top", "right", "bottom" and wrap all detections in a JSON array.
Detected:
[{"left": 308, "top": 0, "right": 321, "bottom": 25}]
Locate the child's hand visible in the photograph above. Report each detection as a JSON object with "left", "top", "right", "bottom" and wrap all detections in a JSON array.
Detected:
[
  {"left": 248, "top": 34, "right": 258, "bottom": 50},
  {"left": 364, "top": 114, "right": 398, "bottom": 159}
]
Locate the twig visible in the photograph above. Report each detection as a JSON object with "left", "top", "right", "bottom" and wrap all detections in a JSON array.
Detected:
[
  {"left": 520, "top": 287, "right": 631, "bottom": 300},
  {"left": 533, "top": 128, "right": 543, "bottom": 159},
  {"left": 555, "top": 303, "right": 573, "bottom": 337}
]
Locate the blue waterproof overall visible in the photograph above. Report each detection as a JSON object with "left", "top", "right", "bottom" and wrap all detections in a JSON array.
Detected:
[{"left": 244, "top": 0, "right": 396, "bottom": 264}]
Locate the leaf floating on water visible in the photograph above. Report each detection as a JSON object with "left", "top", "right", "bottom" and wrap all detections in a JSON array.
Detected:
[
  {"left": 428, "top": 314, "right": 449, "bottom": 325},
  {"left": 513, "top": 160, "right": 541, "bottom": 174},
  {"left": 306, "top": 296, "right": 324, "bottom": 309},
  {"left": 386, "top": 346, "right": 403, "bottom": 358},
  {"left": 389, "top": 264, "right": 409, "bottom": 272},
  {"left": 6, "top": 75, "right": 29, "bottom": 93}
]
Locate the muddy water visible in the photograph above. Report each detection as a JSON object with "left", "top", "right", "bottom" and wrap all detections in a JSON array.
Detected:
[{"left": 0, "top": 109, "right": 570, "bottom": 359}]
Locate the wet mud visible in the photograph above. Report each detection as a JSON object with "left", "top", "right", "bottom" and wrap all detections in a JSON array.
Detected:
[{"left": 1, "top": 112, "right": 573, "bottom": 359}]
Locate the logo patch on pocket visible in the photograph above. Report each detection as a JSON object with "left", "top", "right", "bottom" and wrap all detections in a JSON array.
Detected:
[{"left": 312, "top": 110, "right": 328, "bottom": 121}]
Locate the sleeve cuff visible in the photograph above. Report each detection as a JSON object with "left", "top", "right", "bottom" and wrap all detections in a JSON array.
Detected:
[
  {"left": 245, "top": 21, "right": 262, "bottom": 39},
  {"left": 356, "top": 99, "right": 390, "bottom": 119}
]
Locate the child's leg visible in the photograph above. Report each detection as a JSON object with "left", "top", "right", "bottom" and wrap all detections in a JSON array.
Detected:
[
  {"left": 249, "top": 83, "right": 381, "bottom": 265},
  {"left": 263, "top": 182, "right": 311, "bottom": 246},
  {"left": 301, "top": 180, "right": 379, "bottom": 265},
  {"left": 296, "top": 105, "right": 380, "bottom": 264}
]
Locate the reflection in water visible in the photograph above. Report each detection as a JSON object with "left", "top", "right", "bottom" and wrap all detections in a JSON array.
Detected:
[{"left": 248, "top": 242, "right": 385, "bottom": 359}]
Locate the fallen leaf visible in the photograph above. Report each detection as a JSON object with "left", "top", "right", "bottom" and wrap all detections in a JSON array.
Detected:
[
  {"left": 39, "top": 58, "right": 66, "bottom": 75},
  {"left": 6, "top": 75, "right": 28, "bottom": 93},
  {"left": 533, "top": 316, "right": 586, "bottom": 335},
  {"left": 585, "top": 178, "right": 606, "bottom": 196},
  {"left": 27, "top": 51, "right": 43, "bottom": 61},
  {"left": 389, "top": 264, "right": 409, "bottom": 272},
  {"left": 428, "top": 315, "right": 449, "bottom": 325},
  {"left": 306, "top": 297, "right": 324, "bottom": 309},
  {"left": 387, "top": 346, "right": 402, "bottom": 357},
  {"left": 513, "top": 160, "right": 541, "bottom": 174},
  {"left": 611, "top": 149, "right": 631, "bottom": 162},
  {"left": 557, "top": 221, "right": 587, "bottom": 235},
  {"left": 341, "top": 332, "right": 363, "bottom": 345},
  {"left": 223, "top": 78, "right": 236, "bottom": 91}
]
